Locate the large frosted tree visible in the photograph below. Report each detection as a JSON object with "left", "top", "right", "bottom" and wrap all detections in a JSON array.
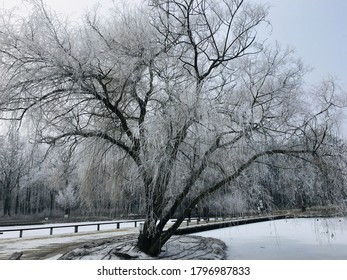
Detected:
[{"left": 0, "top": 0, "right": 344, "bottom": 255}]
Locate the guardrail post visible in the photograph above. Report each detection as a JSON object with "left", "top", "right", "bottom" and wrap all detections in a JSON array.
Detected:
[
  {"left": 50, "top": 228, "right": 53, "bottom": 235},
  {"left": 97, "top": 224, "right": 100, "bottom": 231},
  {"left": 117, "top": 222, "right": 120, "bottom": 229},
  {"left": 134, "top": 221, "right": 137, "bottom": 227},
  {"left": 74, "top": 226, "right": 78, "bottom": 233},
  {"left": 19, "top": 230, "right": 23, "bottom": 238}
]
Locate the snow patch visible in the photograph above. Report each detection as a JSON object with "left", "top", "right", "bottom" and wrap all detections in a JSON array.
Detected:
[{"left": 58, "top": 234, "right": 227, "bottom": 260}]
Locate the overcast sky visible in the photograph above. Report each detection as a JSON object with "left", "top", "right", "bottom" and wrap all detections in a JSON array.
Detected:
[
  {"left": 1, "top": 0, "right": 347, "bottom": 133},
  {"left": 257, "top": 0, "right": 347, "bottom": 89}
]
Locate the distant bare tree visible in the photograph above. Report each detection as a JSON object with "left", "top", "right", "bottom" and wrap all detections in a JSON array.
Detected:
[
  {"left": 0, "top": 130, "right": 30, "bottom": 216},
  {"left": 0, "top": 0, "right": 344, "bottom": 255}
]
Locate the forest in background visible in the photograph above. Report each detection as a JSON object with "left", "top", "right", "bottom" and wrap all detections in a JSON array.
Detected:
[{"left": 1, "top": 124, "right": 346, "bottom": 220}]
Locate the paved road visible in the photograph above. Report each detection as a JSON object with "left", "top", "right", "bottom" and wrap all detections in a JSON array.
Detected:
[{"left": 0, "top": 228, "right": 139, "bottom": 260}]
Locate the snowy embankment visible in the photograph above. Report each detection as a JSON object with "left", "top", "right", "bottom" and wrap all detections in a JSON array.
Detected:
[{"left": 58, "top": 234, "right": 226, "bottom": 260}]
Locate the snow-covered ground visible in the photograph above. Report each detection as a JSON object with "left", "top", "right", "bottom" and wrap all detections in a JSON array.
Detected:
[
  {"left": 192, "top": 217, "right": 347, "bottom": 259},
  {"left": 0, "top": 220, "right": 142, "bottom": 259},
  {"left": 0, "top": 227, "right": 140, "bottom": 259}
]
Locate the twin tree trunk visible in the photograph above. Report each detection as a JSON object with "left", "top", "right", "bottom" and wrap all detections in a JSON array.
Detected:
[
  {"left": 134, "top": 149, "right": 313, "bottom": 256},
  {"left": 136, "top": 214, "right": 188, "bottom": 256},
  {"left": 135, "top": 171, "right": 207, "bottom": 256},
  {"left": 137, "top": 226, "right": 163, "bottom": 257}
]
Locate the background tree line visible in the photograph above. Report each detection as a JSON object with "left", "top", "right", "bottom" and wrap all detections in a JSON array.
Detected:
[{"left": 1, "top": 125, "right": 346, "bottom": 218}]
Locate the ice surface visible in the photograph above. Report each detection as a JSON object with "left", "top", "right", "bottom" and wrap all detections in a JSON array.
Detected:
[{"left": 192, "top": 217, "right": 347, "bottom": 259}]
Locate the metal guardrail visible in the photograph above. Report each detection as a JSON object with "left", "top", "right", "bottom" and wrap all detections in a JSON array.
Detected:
[
  {"left": 0, "top": 219, "right": 145, "bottom": 238},
  {"left": 0, "top": 217, "right": 223, "bottom": 238},
  {"left": 175, "top": 215, "right": 290, "bottom": 234}
]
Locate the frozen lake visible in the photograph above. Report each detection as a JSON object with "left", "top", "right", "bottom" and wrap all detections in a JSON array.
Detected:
[{"left": 193, "top": 217, "right": 347, "bottom": 259}]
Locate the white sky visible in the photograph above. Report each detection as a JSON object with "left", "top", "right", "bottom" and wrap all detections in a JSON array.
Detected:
[{"left": 256, "top": 0, "right": 347, "bottom": 89}]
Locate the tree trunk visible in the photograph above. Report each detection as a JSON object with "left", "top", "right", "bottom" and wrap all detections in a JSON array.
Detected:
[
  {"left": 26, "top": 188, "right": 31, "bottom": 214},
  {"left": 49, "top": 191, "right": 55, "bottom": 217},
  {"left": 137, "top": 230, "right": 163, "bottom": 257},
  {"left": 3, "top": 195, "right": 11, "bottom": 216},
  {"left": 14, "top": 192, "right": 19, "bottom": 215},
  {"left": 136, "top": 204, "right": 192, "bottom": 256}
]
